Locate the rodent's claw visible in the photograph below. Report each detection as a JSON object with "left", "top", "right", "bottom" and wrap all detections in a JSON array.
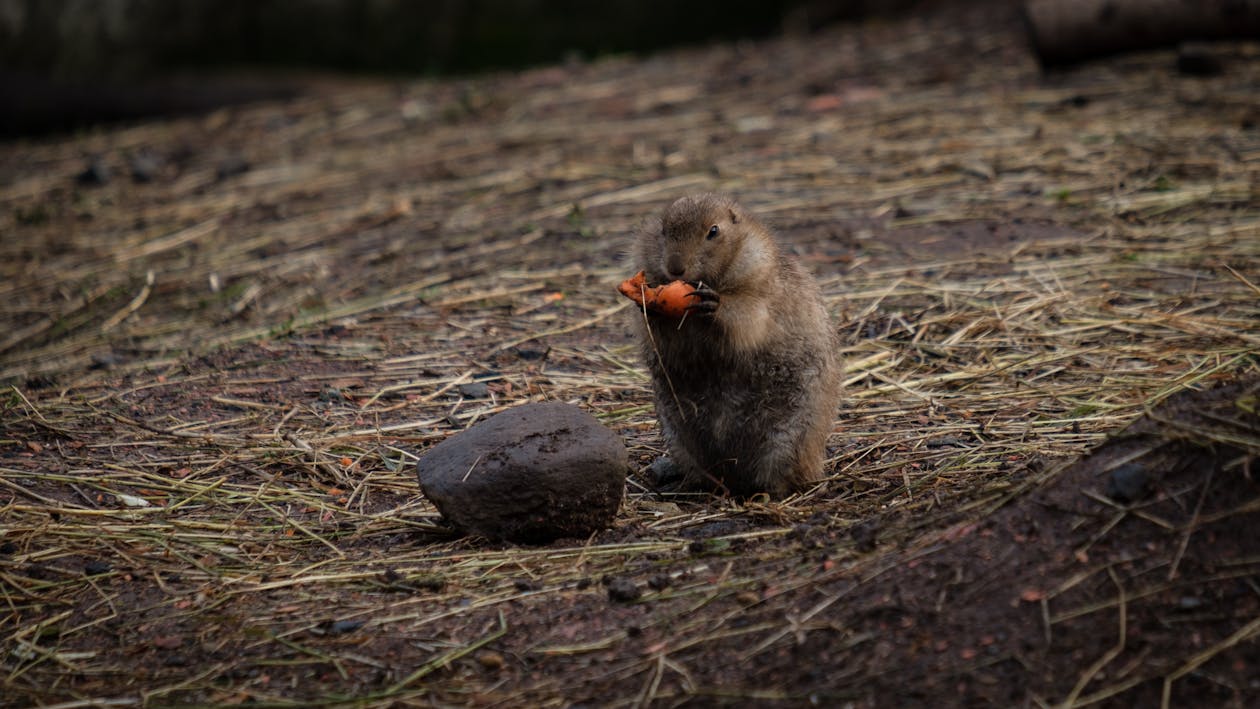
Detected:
[{"left": 684, "top": 283, "right": 720, "bottom": 315}]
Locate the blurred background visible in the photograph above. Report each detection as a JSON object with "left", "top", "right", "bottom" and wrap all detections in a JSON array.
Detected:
[{"left": 0, "top": 0, "right": 939, "bottom": 137}]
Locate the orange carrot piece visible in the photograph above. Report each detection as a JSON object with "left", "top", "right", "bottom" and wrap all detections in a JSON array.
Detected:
[{"left": 617, "top": 270, "right": 700, "bottom": 319}]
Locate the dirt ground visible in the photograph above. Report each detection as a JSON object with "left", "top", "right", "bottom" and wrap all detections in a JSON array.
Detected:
[{"left": 3, "top": 2, "right": 1260, "bottom": 706}]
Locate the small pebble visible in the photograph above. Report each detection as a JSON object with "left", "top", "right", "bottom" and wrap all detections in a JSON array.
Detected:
[
  {"left": 89, "top": 352, "right": 124, "bottom": 370},
  {"left": 326, "top": 619, "right": 364, "bottom": 635},
  {"left": 457, "top": 381, "right": 490, "bottom": 398},
  {"left": 647, "top": 574, "right": 671, "bottom": 591},
  {"left": 607, "top": 577, "right": 641, "bottom": 603},
  {"left": 129, "top": 153, "right": 162, "bottom": 183},
  {"left": 849, "top": 520, "right": 880, "bottom": 553},
  {"left": 77, "top": 160, "right": 111, "bottom": 186},
  {"left": 1176, "top": 45, "right": 1224, "bottom": 76},
  {"left": 510, "top": 345, "right": 549, "bottom": 361},
  {"left": 413, "top": 575, "right": 445, "bottom": 592},
  {"left": 216, "top": 155, "right": 251, "bottom": 180},
  {"left": 1105, "top": 463, "right": 1150, "bottom": 503},
  {"left": 24, "top": 375, "right": 57, "bottom": 390},
  {"left": 789, "top": 523, "right": 813, "bottom": 540},
  {"left": 475, "top": 650, "right": 504, "bottom": 670},
  {"left": 1178, "top": 596, "right": 1204, "bottom": 610}
]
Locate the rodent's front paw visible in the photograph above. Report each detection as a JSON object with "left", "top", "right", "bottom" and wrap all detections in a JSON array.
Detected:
[
  {"left": 684, "top": 282, "right": 720, "bottom": 316},
  {"left": 617, "top": 270, "right": 721, "bottom": 319}
]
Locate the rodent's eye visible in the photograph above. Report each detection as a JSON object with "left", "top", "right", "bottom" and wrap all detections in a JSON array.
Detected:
[{"left": 707, "top": 225, "right": 720, "bottom": 240}]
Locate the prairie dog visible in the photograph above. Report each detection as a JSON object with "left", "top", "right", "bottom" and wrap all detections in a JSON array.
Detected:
[{"left": 632, "top": 193, "right": 841, "bottom": 497}]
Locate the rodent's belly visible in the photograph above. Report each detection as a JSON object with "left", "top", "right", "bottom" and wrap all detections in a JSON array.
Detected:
[
  {"left": 649, "top": 329, "right": 818, "bottom": 468},
  {"left": 665, "top": 367, "right": 797, "bottom": 454}
]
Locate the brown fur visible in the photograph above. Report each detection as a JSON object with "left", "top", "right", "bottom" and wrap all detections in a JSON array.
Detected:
[{"left": 632, "top": 194, "right": 842, "bottom": 497}]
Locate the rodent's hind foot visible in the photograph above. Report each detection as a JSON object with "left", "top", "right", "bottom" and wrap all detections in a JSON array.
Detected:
[{"left": 645, "top": 457, "right": 686, "bottom": 492}]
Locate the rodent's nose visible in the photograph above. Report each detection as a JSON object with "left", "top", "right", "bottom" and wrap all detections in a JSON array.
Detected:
[{"left": 665, "top": 254, "right": 687, "bottom": 280}]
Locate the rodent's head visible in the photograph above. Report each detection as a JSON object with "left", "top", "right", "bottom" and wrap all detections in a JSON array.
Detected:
[{"left": 639, "top": 193, "right": 774, "bottom": 289}]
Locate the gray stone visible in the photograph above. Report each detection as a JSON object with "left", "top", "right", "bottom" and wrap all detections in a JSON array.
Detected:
[
  {"left": 1105, "top": 463, "right": 1150, "bottom": 504},
  {"left": 457, "top": 381, "right": 490, "bottom": 398},
  {"left": 416, "top": 402, "right": 627, "bottom": 543},
  {"left": 606, "top": 576, "right": 641, "bottom": 603}
]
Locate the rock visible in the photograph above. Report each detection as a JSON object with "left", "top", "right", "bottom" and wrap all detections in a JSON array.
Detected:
[
  {"left": 475, "top": 650, "right": 505, "bottom": 670},
  {"left": 457, "top": 381, "right": 490, "bottom": 398},
  {"left": 216, "top": 154, "right": 250, "bottom": 180},
  {"left": 325, "top": 619, "right": 364, "bottom": 635},
  {"left": 606, "top": 576, "right": 641, "bottom": 602},
  {"left": 1176, "top": 44, "right": 1224, "bottom": 77},
  {"left": 1105, "top": 463, "right": 1150, "bottom": 503},
  {"left": 89, "top": 351, "right": 124, "bottom": 370},
  {"left": 849, "top": 519, "right": 881, "bottom": 553},
  {"left": 76, "top": 159, "right": 111, "bottom": 186},
  {"left": 152, "top": 635, "right": 183, "bottom": 650},
  {"left": 416, "top": 402, "right": 627, "bottom": 543},
  {"left": 509, "top": 344, "right": 549, "bottom": 361},
  {"left": 513, "top": 578, "right": 540, "bottom": 591},
  {"left": 129, "top": 152, "right": 162, "bottom": 183}
]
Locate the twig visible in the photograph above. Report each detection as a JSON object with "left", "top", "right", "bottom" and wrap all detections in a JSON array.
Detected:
[
  {"left": 100, "top": 270, "right": 155, "bottom": 333},
  {"left": 386, "top": 611, "right": 508, "bottom": 693},
  {"left": 1060, "top": 568, "right": 1127, "bottom": 708}
]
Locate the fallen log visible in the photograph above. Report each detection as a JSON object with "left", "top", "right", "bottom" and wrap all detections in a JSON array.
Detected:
[{"left": 1024, "top": 0, "right": 1260, "bottom": 66}]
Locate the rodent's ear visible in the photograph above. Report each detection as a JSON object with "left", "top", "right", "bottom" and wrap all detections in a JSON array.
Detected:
[{"left": 728, "top": 208, "right": 740, "bottom": 224}]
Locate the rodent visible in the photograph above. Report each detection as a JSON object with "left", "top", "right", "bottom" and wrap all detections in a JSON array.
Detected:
[{"left": 631, "top": 193, "right": 842, "bottom": 497}]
